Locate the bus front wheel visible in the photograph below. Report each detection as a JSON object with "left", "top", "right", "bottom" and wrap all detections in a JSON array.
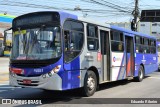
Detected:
[
  {"left": 134, "top": 65, "right": 144, "bottom": 82},
  {"left": 82, "top": 70, "right": 97, "bottom": 97}
]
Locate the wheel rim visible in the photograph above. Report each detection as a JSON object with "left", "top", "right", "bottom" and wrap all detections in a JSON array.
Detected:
[
  {"left": 139, "top": 68, "right": 143, "bottom": 79},
  {"left": 87, "top": 76, "right": 95, "bottom": 91}
]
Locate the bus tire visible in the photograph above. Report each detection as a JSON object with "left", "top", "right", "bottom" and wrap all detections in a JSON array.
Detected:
[
  {"left": 134, "top": 65, "right": 144, "bottom": 82},
  {"left": 82, "top": 70, "right": 97, "bottom": 97}
]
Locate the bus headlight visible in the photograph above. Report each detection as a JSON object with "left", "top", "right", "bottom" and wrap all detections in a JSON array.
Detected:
[
  {"left": 42, "top": 65, "right": 61, "bottom": 78},
  {"left": 10, "top": 71, "right": 16, "bottom": 77},
  {"left": 9, "top": 67, "right": 16, "bottom": 77},
  {"left": 52, "top": 65, "right": 61, "bottom": 74}
]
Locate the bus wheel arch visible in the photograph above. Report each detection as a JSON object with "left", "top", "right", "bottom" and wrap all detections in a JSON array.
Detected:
[
  {"left": 134, "top": 64, "right": 145, "bottom": 82},
  {"left": 82, "top": 66, "right": 99, "bottom": 97},
  {"left": 140, "top": 64, "right": 145, "bottom": 72},
  {"left": 87, "top": 66, "right": 99, "bottom": 86}
]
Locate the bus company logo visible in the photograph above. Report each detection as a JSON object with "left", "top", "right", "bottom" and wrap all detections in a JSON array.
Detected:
[
  {"left": 113, "top": 57, "right": 116, "bottom": 62},
  {"left": 113, "top": 57, "right": 121, "bottom": 62},
  {"left": 153, "top": 57, "right": 156, "bottom": 60}
]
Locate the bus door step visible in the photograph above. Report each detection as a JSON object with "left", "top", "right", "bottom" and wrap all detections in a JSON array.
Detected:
[{"left": 127, "top": 76, "right": 134, "bottom": 80}]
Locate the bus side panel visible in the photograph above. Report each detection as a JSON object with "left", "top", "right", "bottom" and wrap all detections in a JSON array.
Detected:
[
  {"left": 144, "top": 54, "right": 157, "bottom": 74},
  {"left": 134, "top": 53, "right": 158, "bottom": 77},
  {"left": 59, "top": 56, "right": 80, "bottom": 90},
  {"left": 78, "top": 23, "right": 101, "bottom": 87},
  {"left": 111, "top": 52, "right": 126, "bottom": 81},
  {"left": 135, "top": 53, "right": 144, "bottom": 76}
]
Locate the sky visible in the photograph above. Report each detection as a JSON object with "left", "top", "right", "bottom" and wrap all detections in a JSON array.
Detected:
[{"left": 0, "top": 0, "right": 160, "bottom": 23}]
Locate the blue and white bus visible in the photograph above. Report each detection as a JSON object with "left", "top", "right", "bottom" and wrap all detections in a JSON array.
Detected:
[
  {"left": 0, "top": 37, "right": 4, "bottom": 56},
  {"left": 157, "top": 41, "right": 160, "bottom": 71},
  {"left": 9, "top": 11, "right": 158, "bottom": 96}
]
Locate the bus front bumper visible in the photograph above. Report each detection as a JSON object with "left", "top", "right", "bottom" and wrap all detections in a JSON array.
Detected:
[{"left": 9, "top": 73, "right": 62, "bottom": 90}]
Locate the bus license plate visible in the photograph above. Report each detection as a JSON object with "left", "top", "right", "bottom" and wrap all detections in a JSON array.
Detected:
[{"left": 23, "top": 79, "right": 31, "bottom": 84}]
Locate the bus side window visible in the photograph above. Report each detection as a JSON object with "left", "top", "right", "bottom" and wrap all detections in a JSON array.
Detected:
[
  {"left": 87, "top": 24, "right": 99, "bottom": 51},
  {"left": 64, "top": 30, "right": 70, "bottom": 51},
  {"left": 63, "top": 20, "right": 84, "bottom": 63},
  {"left": 111, "top": 31, "right": 124, "bottom": 52}
]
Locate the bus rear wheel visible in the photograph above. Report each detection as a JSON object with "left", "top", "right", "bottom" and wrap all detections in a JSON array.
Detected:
[
  {"left": 82, "top": 70, "right": 97, "bottom": 97},
  {"left": 134, "top": 65, "right": 144, "bottom": 82}
]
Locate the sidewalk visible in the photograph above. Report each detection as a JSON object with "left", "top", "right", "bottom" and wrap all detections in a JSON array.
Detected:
[
  {"left": 0, "top": 57, "right": 9, "bottom": 74},
  {"left": 0, "top": 66, "right": 9, "bottom": 74},
  {"left": 0, "top": 57, "right": 9, "bottom": 83}
]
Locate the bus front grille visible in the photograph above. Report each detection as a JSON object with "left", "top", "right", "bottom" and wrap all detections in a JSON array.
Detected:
[
  {"left": 17, "top": 80, "right": 39, "bottom": 86},
  {"left": 16, "top": 74, "right": 41, "bottom": 77}
]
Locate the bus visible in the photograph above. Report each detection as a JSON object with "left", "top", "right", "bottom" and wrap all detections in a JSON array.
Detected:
[
  {"left": 0, "top": 38, "right": 4, "bottom": 56},
  {"left": 157, "top": 41, "right": 160, "bottom": 71},
  {"left": 0, "top": 14, "right": 15, "bottom": 56},
  {"left": 3, "top": 30, "right": 12, "bottom": 56},
  {"left": 9, "top": 11, "right": 158, "bottom": 96}
]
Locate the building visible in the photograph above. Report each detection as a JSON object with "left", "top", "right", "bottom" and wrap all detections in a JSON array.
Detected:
[
  {"left": 0, "top": 13, "right": 15, "bottom": 56},
  {"left": 109, "top": 22, "right": 131, "bottom": 30},
  {"left": 109, "top": 21, "right": 160, "bottom": 39},
  {"left": 0, "top": 13, "right": 15, "bottom": 35},
  {"left": 139, "top": 22, "right": 160, "bottom": 39}
]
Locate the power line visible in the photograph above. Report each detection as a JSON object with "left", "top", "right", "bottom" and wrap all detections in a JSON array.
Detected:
[
  {"left": 0, "top": 0, "right": 133, "bottom": 16},
  {"left": 81, "top": 0, "right": 133, "bottom": 13},
  {"left": 1, "top": 0, "right": 158, "bottom": 23}
]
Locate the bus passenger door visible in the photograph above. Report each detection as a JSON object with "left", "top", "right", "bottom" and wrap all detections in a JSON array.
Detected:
[
  {"left": 99, "top": 29, "right": 110, "bottom": 81},
  {"left": 125, "top": 35, "right": 135, "bottom": 77}
]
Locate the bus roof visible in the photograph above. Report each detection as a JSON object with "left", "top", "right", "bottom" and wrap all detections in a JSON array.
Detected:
[
  {"left": 78, "top": 17, "right": 110, "bottom": 28},
  {"left": 12, "top": 11, "right": 156, "bottom": 40},
  {"left": 13, "top": 11, "right": 110, "bottom": 28},
  {"left": 111, "top": 25, "right": 156, "bottom": 39}
]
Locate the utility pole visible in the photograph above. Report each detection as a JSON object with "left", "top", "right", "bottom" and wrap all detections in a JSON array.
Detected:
[{"left": 131, "top": 0, "right": 139, "bottom": 31}]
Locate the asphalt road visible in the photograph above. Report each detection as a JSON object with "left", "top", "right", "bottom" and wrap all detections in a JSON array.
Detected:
[{"left": 0, "top": 57, "right": 160, "bottom": 107}]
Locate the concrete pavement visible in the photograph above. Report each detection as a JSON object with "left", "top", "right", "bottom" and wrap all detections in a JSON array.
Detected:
[{"left": 0, "top": 57, "right": 9, "bottom": 84}]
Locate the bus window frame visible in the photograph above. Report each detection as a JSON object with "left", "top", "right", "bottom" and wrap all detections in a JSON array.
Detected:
[
  {"left": 63, "top": 19, "right": 85, "bottom": 63},
  {"left": 135, "top": 35, "right": 156, "bottom": 54},
  {"left": 110, "top": 30, "right": 124, "bottom": 52},
  {"left": 87, "top": 23, "right": 99, "bottom": 51}
]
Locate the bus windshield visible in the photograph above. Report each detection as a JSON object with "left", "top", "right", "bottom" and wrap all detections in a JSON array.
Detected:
[{"left": 11, "top": 26, "right": 61, "bottom": 60}]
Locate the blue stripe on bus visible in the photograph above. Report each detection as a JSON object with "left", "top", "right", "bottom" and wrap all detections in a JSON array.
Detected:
[
  {"left": 121, "top": 53, "right": 126, "bottom": 79},
  {"left": 57, "top": 12, "right": 80, "bottom": 90},
  {"left": 59, "top": 56, "right": 80, "bottom": 90},
  {"left": 117, "top": 52, "right": 125, "bottom": 80}
]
